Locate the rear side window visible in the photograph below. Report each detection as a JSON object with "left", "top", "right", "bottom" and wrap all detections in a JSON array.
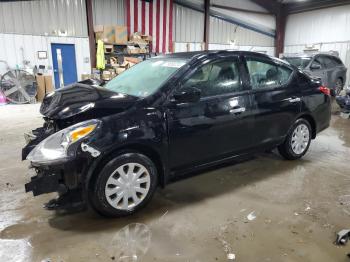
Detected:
[
  {"left": 319, "top": 56, "right": 333, "bottom": 68},
  {"left": 246, "top": 58, "right": 293, "bottom": 90},
  {"left": 318, "top": 55, "right": 341, "bottom": 68},
  {"left": 182, "top": 59, "right": 242, "bottom": 97},
  {"left": 332, "top": 57, "right": 343, "bottom": 65}
]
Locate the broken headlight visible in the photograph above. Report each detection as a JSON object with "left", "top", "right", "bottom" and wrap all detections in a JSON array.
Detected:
[{"left": 27, "top": 119, "right": 101, "bottom": 165}]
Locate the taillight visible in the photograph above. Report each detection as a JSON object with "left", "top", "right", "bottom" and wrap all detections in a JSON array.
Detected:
[{"left": 319, "top": 86, "right": 331, "bottom": 96}]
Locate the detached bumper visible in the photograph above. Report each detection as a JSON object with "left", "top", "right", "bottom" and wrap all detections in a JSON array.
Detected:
[
  {"left": 24, "top": 155, "right": 89, "bottom": 198},
  {"left": 25, "top": 171, "right": 62, "bottom": 196}
]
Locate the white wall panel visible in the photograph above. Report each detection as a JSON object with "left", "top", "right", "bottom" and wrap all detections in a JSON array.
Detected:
[
  {"left": 92, "top": 0, "right": 125, "bottom": 26},
  {"left": 285, "top": 5, "right": 350, "bottom": 45},
  {"left": 0, "top": 0, "right": 87, "bottom": 37},
  {"left": 174, "top": 42, "right": 203, "bottom": 52},
  {"left": 0, "top": 33, "right": 91, "bottom": 82},
  {"left": 174, "top": 42, "right": 275, "bottom": 56},
  {"left": 209, "top": 16, "right": 274, "bottom": 46},
  {"left": 174, "top": 3, "right": 274, "bottom": 48},
  {"left": 173, "top": 4, "right": 204, "bottom": 43},
  {"left": 211, "top": 7, "right": 275, "bottom": 31}
]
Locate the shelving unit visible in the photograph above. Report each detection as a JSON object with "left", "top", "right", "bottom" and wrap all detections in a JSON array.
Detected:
[{"left": 96, "top": 41, "right": 153, "bottom": 81}]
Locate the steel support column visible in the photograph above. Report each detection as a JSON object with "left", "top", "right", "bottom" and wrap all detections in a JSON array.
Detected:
[
  {"left": 275, "top": 6, "right": 286, "bottom": 57},
  {"left": 204, "top": 0, "right": 210, "bottom": 50},
  {"left": 86, "top": 0, "right": 96, "bottom": 68}
]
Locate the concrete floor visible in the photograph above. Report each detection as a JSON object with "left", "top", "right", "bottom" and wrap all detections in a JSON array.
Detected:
[{"left": 0, "top": 104, "right": 350, "bottom": 262}]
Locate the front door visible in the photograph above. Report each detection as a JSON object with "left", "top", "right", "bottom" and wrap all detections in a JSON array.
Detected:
[
  {"left": 51, "top": 43, "right": 78, "bottom": 88},
  {"left": 167, "top": 57, "right": 254, "bottom": 172},
  {"left": 244, "top": 55, "right": 301, "bottom": 147}
]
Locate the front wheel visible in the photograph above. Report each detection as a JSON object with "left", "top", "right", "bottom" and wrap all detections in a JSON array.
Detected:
[
  {"left": 89, "top": 153, "right": 158, "bottom": 217},
  {"left": 278, "top": 119, "right": 312, "bottom": 160}
]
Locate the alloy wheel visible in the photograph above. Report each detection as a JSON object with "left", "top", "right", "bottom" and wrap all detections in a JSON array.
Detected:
[
  {"left": 291, "top": 123, "right": 310, "bottom": 155},
  {"left": 105, "top": 163, "right": 151, "bottom": 210},
  {"left": 335, "top": 79, "right": 343, "bottom": 95}
]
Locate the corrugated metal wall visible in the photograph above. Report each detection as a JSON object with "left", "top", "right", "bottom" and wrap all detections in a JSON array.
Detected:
[
  {"left": 173, "top": 3, "right": 275, "bottom": 55},
  {"left": 0, "top": 0, "right": 87, "bottom": 37},
  {"left": 0, "top": 33, "right": 91, "bottom": 80},
  {"left": 209, "top": 16, "right": 274, "bottom": 46},
  {"left": 285, "top": 5, "right": 350, "bottom": 85},
  {"left": 174, "top": 42, "right": 275, "bottom": 56},
  {"left": 173, "top": 4, "right": 204, "bottom": 43},
  {"left": 285, "top": 5, "right": 350, "bottom": 46},
  {"left": 92, "top": 0, "right": 125, "bottom": 26}
]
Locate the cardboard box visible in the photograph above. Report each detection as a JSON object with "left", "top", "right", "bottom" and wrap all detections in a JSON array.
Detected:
[
  {"left": 81, "top": 74, "right": 93, "bottom": 80},
  {"left": 101, "top": 70, "right": 116, "bottom": 81},
  {"left": 127, "top": 46, "right": 146, "bottom": 54},
  {"left": 36, "top": 75, "right": 46, "bottom": 102},
  {"left": 124, "top": 56, "right": 141, "bottom": 64},
  {"left": 110, "top": 57, "right": 118, "bottom": 66},
  {"left": 102, "top": 71, "right": 111, "bottom": 81},
  {"left": 95, "top": 25, "right": 116, "bottom": 43},
  {"left": 115, "top": 26, "right": 128, "bottom": 45},
  {"left": 44, "top": 75, "right": 54, "bottom": 93},
  {"left": 116, "top": 67, "right": 126, "bottom": 75},
  {"left": 104, "top": 25, "right": 116, "bottom": 43},
  {"left": 94, "top": 25, "right": 128, "bottom": 44},
  {"left": 36, "top": 74, "right": 54, "bottom": 102},
  {"left": 141, "top": 35, "right": 152, "bottom": 42}
]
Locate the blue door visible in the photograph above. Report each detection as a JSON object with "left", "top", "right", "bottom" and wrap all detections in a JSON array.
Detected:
[{"left": 51, "top": 43, "right": 78, "bottom": 88}]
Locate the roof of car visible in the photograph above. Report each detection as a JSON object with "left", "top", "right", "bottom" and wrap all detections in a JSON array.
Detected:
[
  {"left": 282, "top": 51, "right": 340, "bottom": 58},
  {"left": 156, "top": 50, "right": 271, "bottom": 60}
]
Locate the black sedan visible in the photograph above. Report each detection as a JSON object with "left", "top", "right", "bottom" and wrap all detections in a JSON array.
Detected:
[{"left": 23, "top": 51, "right": 331, "bottom": 217}]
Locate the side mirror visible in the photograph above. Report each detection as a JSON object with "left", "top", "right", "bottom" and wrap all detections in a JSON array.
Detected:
[
  {"left": 310, "top": 63, "right": 321, "bottom": 70},
  {"left": 173, "top": 87, "right": 201, "bottom": 103}
]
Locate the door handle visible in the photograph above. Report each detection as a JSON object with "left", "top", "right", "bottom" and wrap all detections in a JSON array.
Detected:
[
  {"left": 288, "top": 97, "right": 301, "bottom": 103},
  {"left": 230, "top": 107, "right": 246, "bottom": 114}
]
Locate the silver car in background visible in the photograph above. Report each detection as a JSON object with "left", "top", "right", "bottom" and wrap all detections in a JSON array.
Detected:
[{"left": 282, "top": 52, "right": 347, "bottom": 95}]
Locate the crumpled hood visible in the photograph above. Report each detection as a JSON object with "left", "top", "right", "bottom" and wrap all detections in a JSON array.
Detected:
[{"left": 40, "top": 83, "right": 139, "bottom": 119}]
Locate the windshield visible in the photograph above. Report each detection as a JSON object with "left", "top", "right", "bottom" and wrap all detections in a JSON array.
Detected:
[
  {"left": 284, "top": 57, "right": 312, "bottom": 69},
  {"left": 104, "top": 58, "right": 187, "bottom": 97}
]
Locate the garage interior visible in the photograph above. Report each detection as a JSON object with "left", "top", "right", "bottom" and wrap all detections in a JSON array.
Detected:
[{"left": 1, "top": 0, "right": 350, "bottom": 261}]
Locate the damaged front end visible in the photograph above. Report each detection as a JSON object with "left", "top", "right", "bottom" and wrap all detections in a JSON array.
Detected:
[
  {"left": 24, "top": 119, "right": 102, "bottom": 210},
  {"left": 22, "top": 82, "right": 138, "bottom": 210},
  {"left": 22, "top": 119, "right": 57, "bottom": 160}
]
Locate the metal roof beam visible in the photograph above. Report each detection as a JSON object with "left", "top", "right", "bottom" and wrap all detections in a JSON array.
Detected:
[
  {"left": 249, "top": 0, "right": 279, "bottom": 14},
  {"left": 174, "top": 0, "right": 275, "bottom": 37},
  {"left": 210, "top": 3, "right": 270, "bottom": 15}
]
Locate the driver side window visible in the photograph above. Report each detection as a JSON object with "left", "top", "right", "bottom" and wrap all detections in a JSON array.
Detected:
[{"left": 182, "top": 59, "right": 242, "bottom": 97}]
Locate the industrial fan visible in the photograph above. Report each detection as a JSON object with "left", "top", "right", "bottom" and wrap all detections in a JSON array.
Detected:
[{"left": 0, "top": 70, "right": 37, "bottom": 104}]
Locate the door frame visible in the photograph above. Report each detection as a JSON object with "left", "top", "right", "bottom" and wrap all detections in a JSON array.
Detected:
[{"left": 51, "top": 43, "right": 78, "bottom": 88}]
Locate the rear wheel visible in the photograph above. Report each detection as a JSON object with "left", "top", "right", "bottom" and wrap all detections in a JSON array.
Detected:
[
  {"left": 89, "top": 153, "right": 158, "bottom": 217},
  {"left": 335, "top": 78, "right": 343, "bottom": 96},
  {"left": 278, "top": 118, "right": 312, "bottom": 160}
]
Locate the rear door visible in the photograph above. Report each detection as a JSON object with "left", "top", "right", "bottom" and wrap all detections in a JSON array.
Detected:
[
  {"left": 243, "top": 55, "right": 301, "bottom": 147},
  {"left": 309, "top": 55, "right": 328, "bottom": 86},
  {"left": 167, "top": 56, "right": 255, "bottom": 172},
  {"left": 319, "top": 55, "right": 346, "bottom": 90}
]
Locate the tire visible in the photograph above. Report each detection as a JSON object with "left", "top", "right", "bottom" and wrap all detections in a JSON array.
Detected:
[
  {"left": 89, "top": 153, "right": 158, "bottom": 217},
  {"left": 278, "top": 118, "right": 312, "bottom": 160},
  {"left": 335, "top": 78, "right": 343, "bottom": 96}
]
